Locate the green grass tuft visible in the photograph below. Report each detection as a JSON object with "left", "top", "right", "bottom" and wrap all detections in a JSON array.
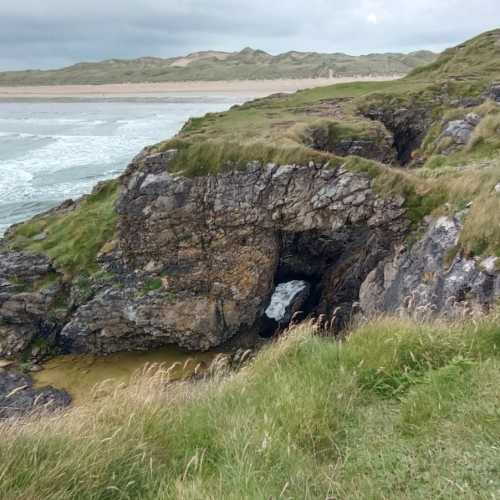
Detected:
[{"left": 7, "top": 181, "right": 119, "bottom": 277}]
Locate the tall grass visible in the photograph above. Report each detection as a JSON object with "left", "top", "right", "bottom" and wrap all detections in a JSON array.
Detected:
[{"left": 1, "top": 315, "right": 499, "bottom": 499}]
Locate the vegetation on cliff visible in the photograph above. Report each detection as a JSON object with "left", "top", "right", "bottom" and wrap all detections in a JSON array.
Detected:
[
  {"left": 7, "top": 180, "right": 118, "bottom": 276},
  {"left": 1, "top": 315, "right": 499, "bottom": 499},
  {"left": 0, "top": 48, "right": 436, "bottom": 86}
]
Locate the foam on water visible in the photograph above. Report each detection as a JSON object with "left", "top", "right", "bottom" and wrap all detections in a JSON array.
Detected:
[
  {"left": 0, "top": 98, "right": 246, "bottom": 235},
  {"left": 265, "top": 280, "right": 309, "bottom": 322}
]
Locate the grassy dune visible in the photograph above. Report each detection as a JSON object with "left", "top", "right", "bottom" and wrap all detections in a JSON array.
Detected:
[
  {"left": 1, "top": 315, "right": 499, "bottom": 499},
  {"left": 0, "top": 49, "right": 436, "bottom": 86}
]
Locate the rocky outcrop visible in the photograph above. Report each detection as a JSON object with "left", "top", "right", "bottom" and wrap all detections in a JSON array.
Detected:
[
  {"left": 0, "top": 370, "right": 71, "bottom": 419},
  {"left": 442, "top": 112, "right": 481, "bottom": 147},
  {"left": 0, "top": 251, "right": 63, "bottom": 358},
  {"left": 57, "top": 151, "right": 407, "bottom": 353},
  {"left": 360, "top": 216, "right": 500, "bottom": 319},
  {"left": 3, "top": 146, "right": 498, "bottom": 357}
]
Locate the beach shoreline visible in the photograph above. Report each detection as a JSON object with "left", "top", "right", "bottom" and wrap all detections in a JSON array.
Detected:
[{"left": 0, "top": 75, "right": 402, "bottom": 100}]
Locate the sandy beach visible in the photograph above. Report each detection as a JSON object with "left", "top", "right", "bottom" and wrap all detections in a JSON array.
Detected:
[{"left": 0, "top": 76, "right": 402, "bottom": 100}]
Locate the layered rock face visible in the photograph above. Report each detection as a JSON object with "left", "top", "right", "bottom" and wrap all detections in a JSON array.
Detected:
[
  {"left": 308, "top": 124, "right": 396, "bottom": 164},
  {"left": 59, "top": 151, "right": 407, "bottom": 353},
  {"left": 360, "top": 216, "right": 500, "bottom": 318}
]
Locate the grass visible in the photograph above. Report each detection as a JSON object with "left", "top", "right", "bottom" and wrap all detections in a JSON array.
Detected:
[
  {"left": 158, "top": 79, "right": 427, "bottom": 152},
  {"left": 1, "top": 315, "right": 499, "bottom": 499},
  {"left": 408, "top": 28, "right": 500, "bottom": 81},
  {"left": 7, "top": 181, "right": 119, "bottom": 277}
]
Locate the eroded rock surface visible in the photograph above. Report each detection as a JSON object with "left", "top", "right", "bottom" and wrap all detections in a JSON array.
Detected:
[
  {"left": 360, "top": 216, "right": 500, "bottom": 318},
  {"left": 363, "top": 107, "right": 432, "bottom": 165},
  {"left": 308, "top": 124, "right": 396, "bottom": 164},
  {"left": 442, "top": 113, "right": 481, "bottom": 146}
]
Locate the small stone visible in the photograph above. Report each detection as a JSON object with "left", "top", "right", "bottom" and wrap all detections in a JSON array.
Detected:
[
  {"left": 480, "top": 256, "right": 498, "bottom": 274},
  {"left": 29, "top": 364, "right": 43, "bottom": 373},
  {"left": 495, "top": 183, "right": 500, "bottom": 194},
  {"left": 465, "top": 112, "right": 481, "bottom": 126},
  {"left": 32, "top": 232, "right": 47, "bottom": 242}
]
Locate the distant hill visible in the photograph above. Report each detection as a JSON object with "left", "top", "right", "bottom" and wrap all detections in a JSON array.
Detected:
[
  {"left": 408, "top": 28, "right": 500, "bottom": 80},
  {"left": 0, "top": 47, "right": 437, "bottom": 86}
]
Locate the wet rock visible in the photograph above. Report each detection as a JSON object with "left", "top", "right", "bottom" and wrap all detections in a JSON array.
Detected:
[
  {"left": 360, "top": 216, "right": 500, "bottom": 318},
  {"left": 0, "top": 370, "right": 71, "bottom": 419}
]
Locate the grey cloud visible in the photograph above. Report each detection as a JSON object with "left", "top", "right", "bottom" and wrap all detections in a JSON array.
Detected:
[{"left": 0, "top": 0, "right": 499, "bottom": 70}]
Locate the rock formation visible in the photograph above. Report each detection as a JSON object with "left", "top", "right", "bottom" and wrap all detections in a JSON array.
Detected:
[
  {"left": 59, "top": 151, "right": 406, "bottom": 353},
  {"left": 0, "top": 251, "right": 62, "bottom": 358},
  {"left": 360, "top": 216, "right": 500, "bottom": 319}
]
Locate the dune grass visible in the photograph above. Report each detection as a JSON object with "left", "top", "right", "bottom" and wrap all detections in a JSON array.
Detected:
[
  {"left": 408, "top": 28, "right": 500, "bottom": 81},
  {"left": 1, "top": 315, "right": 499, "bottom": 499}
]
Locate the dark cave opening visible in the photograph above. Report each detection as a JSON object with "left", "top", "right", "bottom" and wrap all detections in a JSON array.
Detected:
[
  {"left": 391, "top": 122, "right": 425, "bottom": 165},
  {"left": 258, "top": 226, "right": 395, "bottom": 338},
  {"left": 363, "top": 108, "right": 430, "bottom": 166},
  {"left": 259, "top": 228, "right": 383, "bottom": 338}
]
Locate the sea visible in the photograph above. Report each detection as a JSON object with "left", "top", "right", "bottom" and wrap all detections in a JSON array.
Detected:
[{"left": 0, "top": 96, "right": 249, "bottom": 235}]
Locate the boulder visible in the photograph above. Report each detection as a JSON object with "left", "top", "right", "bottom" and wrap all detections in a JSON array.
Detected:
[
  {"left": 488, "top": 83, "right": 500, "bottom": 103},
  {"left": 0, "top": 370, "right": 71, "bottom": 419},
  {"left": 442, "top": 118, "right": 475, "bottom": 145}
]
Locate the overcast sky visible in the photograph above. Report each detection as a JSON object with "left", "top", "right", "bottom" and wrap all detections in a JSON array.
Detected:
[{"left": 1, "top": 0, "right": 499, "bottom": 71}]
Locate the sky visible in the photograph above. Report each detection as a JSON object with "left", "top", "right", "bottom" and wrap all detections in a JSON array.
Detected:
[{"left": 1, "top": 0, "right": 499, "bottom": 71}]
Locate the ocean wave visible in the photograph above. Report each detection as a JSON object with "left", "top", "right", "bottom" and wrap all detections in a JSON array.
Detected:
[{"left": 0, "top": 97, "right": 244, "bottom": 235}]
